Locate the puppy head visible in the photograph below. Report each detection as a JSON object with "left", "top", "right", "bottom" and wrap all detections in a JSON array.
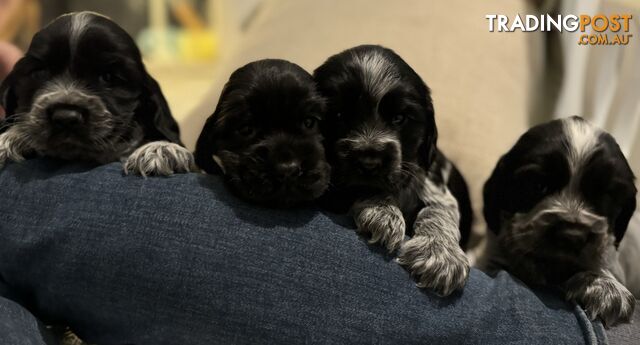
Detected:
[
  {"left": 483, "top": 116, "right": 636, "bottom": 283},
  {"left": 0, "top": 12, "right": 180, "bottom": 162},
  {"left": 313, "top": 45, "right": 437, "bottom": 192},
  {"left": 194, "top": 59, "right": 330, "bottom": 206}
]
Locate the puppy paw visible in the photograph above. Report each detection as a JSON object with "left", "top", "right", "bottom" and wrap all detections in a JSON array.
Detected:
[
  {"left": 0, "top": 131, "right": 26, "bottom": 169},
  {"left": 354, "top": 204, "right": 405, "bottom": 252},
  {"left": 61, "top": 329, "right": 89, "bottom": 345},
  {"left": 397, "top": 236, "right": 469, "bottom": 296},
  {"left": 565, "top": 271, "right": 635, "bottom": 327},
  {"left": 124, "top": 141, "right": 196, "bottom": 176}
]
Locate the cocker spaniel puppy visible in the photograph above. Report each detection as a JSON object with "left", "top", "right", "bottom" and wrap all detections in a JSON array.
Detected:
[
  {"left": 0, "top": 12, "right": 194, "bottom": 176},
  {"left": 482, "top": 116, "right": 637, "bottom": 326},
  {"left": 194, "top": 59, "right": 331, "bottom": 206},
  {"left": 314, "top": 45, "right": 473, "bottom": 296}
]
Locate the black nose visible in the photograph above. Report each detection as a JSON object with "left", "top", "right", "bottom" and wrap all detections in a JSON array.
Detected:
[
  {"left": 275, "top": 160, "right": 302, "bottom": 178},
  {"left": 356, "top": 156, "right": 383, "bottom": 172},
  {"left": 49, "top": 107, "right": 85, "bottom": 128}
]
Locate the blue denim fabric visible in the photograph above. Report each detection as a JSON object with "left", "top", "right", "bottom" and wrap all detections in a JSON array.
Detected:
[
  {"left": 0, "top": 296, "right": 55, "bottom": 345},
  {"left": 0, "top": 159, "right": 607, "bottom": 344}
]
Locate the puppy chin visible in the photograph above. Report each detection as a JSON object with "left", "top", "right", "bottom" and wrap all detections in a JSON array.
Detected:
[
  {"left": 218, "top": 151, "right": 331, "bottom": 206},
  {"left": 25, "top": 119, "right": 138, "bottom": 163}
]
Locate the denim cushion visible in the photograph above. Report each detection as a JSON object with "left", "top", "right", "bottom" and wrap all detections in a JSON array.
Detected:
[{"left": 0, "top": 159, "right": 607, "bottom": 344}]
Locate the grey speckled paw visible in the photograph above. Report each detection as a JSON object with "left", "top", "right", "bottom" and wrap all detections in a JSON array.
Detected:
[
  {"left": 397, "top": 236, "right": 469, "bottom": 296},
  {"left": 565, "top": 272, "right": 635, "bottom": 327},
  {"left": 124, "top": 141, "right": 196, "bottom": 177},
  {"left": 354, "top": 204, "right": 406, "bottom": 252},
  {"left": 0, "top": 131, "right": 26, "bottom": 169}
]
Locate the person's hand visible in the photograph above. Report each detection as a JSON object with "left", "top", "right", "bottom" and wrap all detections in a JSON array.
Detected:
[{"left": 0, "top": 41, "right": 22, "bottom": 118}]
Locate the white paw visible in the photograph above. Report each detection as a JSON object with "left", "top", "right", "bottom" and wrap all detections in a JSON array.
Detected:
[
  {"left": 354, "top": 204, "right": 405, "bottom": 252},
  {"left": 124, "top": 141, "right": 195, "bottom": 176},
  {"left": 397, "top": 236, "right": 469, "bottom": 296},
  {"left": 565, "top": 272, "right": 635, "bottom": 327}
]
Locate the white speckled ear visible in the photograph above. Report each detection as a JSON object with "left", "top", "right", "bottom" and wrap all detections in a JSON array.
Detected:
[{"left": 212, "top": 154, "right": 226, "bottom": 174}]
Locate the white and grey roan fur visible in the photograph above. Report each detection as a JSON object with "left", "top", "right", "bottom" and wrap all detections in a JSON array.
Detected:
[
  {"left": 0, "top": 12, "right": 194, "bottom": 175},
  {"left": 315, "top": 45, "right": 473, "bottom": 296},
  {"left": 481, "top": 116, "right": 637, "bottom": 327}
]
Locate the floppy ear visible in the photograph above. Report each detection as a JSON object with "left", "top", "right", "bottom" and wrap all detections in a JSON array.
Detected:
[
  {"left": 194, "top": 111, "right": 223, "bottom": 175},
  {"left": 614, "top": 191, "right": 636, "bottom": 246},
  {"left": 0, "top": 69, "right": 18, "bottom": 131},
  {"left": 483, "top": 158, "right": 507, "bottom": 234},
  {"left": 418, "top": 95, "right": 438, "bottom": 167},
  {"left": 137, "top": 74, "right": 183, "bottom": 145}
]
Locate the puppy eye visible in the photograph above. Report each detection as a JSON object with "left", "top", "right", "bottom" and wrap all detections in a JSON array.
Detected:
[
  {"left": 514, "top": 164, "right": 550, "bottom": 198},
  {"left": 531, "top": 180, "right": 548, "bottom": 195},
  {"left": 302, "top": 117, "right": 318, "bottom": 129},
  {"left": 237, "top": 125, "right": 255, "bottom": 137},
  {"left": 30, "top": 68, "right": 50, "bottom": 80},
  {"left": 99, "top": 72, "right": 125, "bottom": 85},
  {"left": 99, "top": 72, "right": 113, "bottom": 84},
  {"left": 390, "top": 114, "right": 407, "bottom": 126}
]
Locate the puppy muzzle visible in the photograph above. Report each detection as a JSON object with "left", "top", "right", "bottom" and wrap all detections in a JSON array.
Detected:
[
  {"left": 30, "top": 86, "right": 112, "bottom": 139},
  {"left": 335, "top": 127, "right": 401, "bottom": 184},
  {"left": 515, "top": 205, "right": 608, "bottom": 254},
  {"left": 218, "top": 135, "right": 331, "bottom": 205}
]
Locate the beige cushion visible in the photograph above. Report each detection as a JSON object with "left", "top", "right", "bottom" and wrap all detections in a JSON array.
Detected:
[{"left": 181, "top": 0, "right": 531, "bottom": 242}]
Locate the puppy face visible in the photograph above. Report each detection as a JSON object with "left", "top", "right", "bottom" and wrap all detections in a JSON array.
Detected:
[
  {"left": 313, "top": 45, "right": 437, "bottom": 192},
  {"left": 195, "top": 59, "right": 330, "bottom": 206},
  {"left": 484, "top": 116, "right": 637, "bottom": 283},
  {"left": 0, "top": 12, "right": 180, "bottom": 162}
]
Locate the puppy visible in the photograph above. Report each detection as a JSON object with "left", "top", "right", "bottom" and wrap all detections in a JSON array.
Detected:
[
  {"left": 194, "top": 59, "right": 331, "bottom": 206},
  {"left": 314, "top": 45, "right": 473, "bottom": 296},
  {"left": 482, "top": 116, "right": 637, "bottom": 326},
  {"left": 0, "top": 12, "right": 194, "bottom": 176}
]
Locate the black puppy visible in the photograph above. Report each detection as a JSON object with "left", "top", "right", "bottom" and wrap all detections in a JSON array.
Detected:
[
  {"left": 0, "top": 12, "right": 194, "bottom": 175},
  {"left": 482, "top": 116, "right": 636, "bottom": 326},
  {"left": 195, "top": 59, "right": 331, "bottom": 206},
  {"left": 314, "top": 45, "right": 473, "bottom": 296}
]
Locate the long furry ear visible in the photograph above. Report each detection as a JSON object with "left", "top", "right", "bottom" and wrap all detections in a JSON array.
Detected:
[
  {"left": 194, "top": 110, "right": 223, "bottom": 175},
  {"left": 418, "top": 97, "right": 438, "bottom": 167},
  {"left": 0, "top": 69, "right": 18, "bottom": 132},
  {"left": 614, "top": 192, "right": 637, "bottom": 246},
  {"left": 138, "top": 74, "right": 182, "bottom": 145},
  {"left": 483, "top": 158, "right": 506, "bottom": 234}
]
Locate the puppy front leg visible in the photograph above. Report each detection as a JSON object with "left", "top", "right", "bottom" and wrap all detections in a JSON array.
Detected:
[
  {"left": 397, "top": 179, "right": 469, "bottom": 296},
  {"left": 124, "top": 141, "right": 196, "bottom": 176},
  {"left": 352, "top": 196, "right": 405, "bottom": 252},
  {"left": 0, "top": 126, "right": 32, "bottom": 169},
  {"left": 564, "top": 269, "right": 635, "bottom": 327}
]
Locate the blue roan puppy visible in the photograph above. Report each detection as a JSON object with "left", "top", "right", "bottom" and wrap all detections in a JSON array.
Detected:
[
  {"left": 0, "top": 12, "right": 194, "bottom": 176},
  {"left": 314, "top": 45, "right": 473, "bottom": 296},
  {"left": 482, "top": 116, "right": 637, "bottom": 326}
]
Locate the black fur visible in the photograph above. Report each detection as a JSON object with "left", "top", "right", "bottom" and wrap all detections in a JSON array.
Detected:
[
  {"left": 195, "top": 59, "right": 330, "bottom": 207},
  {"left": 483, "top": 117, "right": 636, "bottom": 247},
  {"left": 482, "top": 116, "right": 637, "bottom": 325},
  {"left": 314, "top": 45, "right": 472, "bottom": 249},
  {"left": 0, "top": 12, "right": 181, "bottom": 164}
]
